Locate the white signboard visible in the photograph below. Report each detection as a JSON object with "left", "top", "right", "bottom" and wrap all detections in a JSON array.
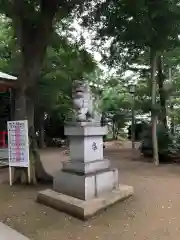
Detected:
[{"left": 7, "top": 120, "right": 29, "bottom": 168}]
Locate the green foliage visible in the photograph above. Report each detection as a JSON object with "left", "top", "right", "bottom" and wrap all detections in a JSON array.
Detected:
[
  {"left": 82, "top": 0, "right": 180, "bottom": 70},
  {"left": 140, "top": 123, "right": 173, "bottom": 159},
  {"left": 37, "top": 36, "right": 96, "bottom": 116},
  {"left": 0, "top": 15, "right": 96, "bottom": 125},
  {"left": 0, "top": 16, "right": 19, "bottom": 74}
]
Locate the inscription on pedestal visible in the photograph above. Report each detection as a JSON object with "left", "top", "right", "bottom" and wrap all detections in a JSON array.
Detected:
[{"left": 92, "top": 142, "right": 98, "bottom": 151}]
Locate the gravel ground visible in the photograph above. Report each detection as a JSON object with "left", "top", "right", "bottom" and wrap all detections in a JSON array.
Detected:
[{"left": 0, "top": 143, "right": 180, "bottom": 240}]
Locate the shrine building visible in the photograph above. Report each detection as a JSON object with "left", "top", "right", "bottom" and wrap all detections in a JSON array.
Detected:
[{"left": 0, "top": 71, "right": 17, "bottom": 161}]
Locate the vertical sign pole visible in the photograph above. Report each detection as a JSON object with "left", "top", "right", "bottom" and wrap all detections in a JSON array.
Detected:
[
  {"left": 25, "top": 120, "right": 31, "bottom": 184},
  {"left": 28, "top": 166, "right": 31, "bottom": 184},
  {"left": 9, "top": 166, "right": 12, "bottom": 186},
  {"left": 8, "top": 121, "right": 12, "bottom": 186}
]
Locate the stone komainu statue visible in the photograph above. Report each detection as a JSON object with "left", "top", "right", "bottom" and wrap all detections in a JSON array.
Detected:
[{"left": 72, "top": 80, "right": 102, "bottom": 123}]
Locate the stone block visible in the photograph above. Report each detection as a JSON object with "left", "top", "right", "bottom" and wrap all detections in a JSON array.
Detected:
[
  {"left": 96, "top": 168, "right": 119, "bottom": 196},
  {"left": 37, "top": 185, "right": 134, "bottom": 220},
  {"left": 65, "top": 126, "right": 108, "bottom": 136},
  {"left": 53, "top": 168, "right": 119, "bottom": 200},
  {"left": 53, "top": 171, "right": 95, "bottom": 200},
  {"left": 69, "top": 135, "right": 104, "bottom": 162},
  {"left": 62, "top": 159, "right": 110, "bottom": 174},
  {"left": 0, "top": 222, "right": 29, "bottom": 240}
]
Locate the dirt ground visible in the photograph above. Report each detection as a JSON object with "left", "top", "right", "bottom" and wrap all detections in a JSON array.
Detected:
[{"left": 1, "top": 142, "right": 180, "bottom": 239}]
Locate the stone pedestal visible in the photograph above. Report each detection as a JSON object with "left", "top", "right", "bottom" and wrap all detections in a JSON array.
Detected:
[{"left": 37, "top": 124, "right": 134, "bottom": 219}]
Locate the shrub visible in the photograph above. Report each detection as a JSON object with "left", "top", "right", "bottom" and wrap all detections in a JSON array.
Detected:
[{"left": 140, "top": 123, "right": 174, "bottom": 161}]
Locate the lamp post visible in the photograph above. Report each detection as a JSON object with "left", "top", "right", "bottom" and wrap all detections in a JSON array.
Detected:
[{"left": 129, "top": 84, "right": 136, "bottom": 149}]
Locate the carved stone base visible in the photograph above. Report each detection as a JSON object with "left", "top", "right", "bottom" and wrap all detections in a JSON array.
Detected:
[
  {"left": 53, "top": 168, "right": 119, "bottom": 200},
  {"left": 37, "top": 185, "right": 134, "bottom": 220},
  {"left": 62, "top": 159, "right": 110, "bottom": 174},
  {"left": 37, "top": 124, "right": 134, "bottom": 220}
]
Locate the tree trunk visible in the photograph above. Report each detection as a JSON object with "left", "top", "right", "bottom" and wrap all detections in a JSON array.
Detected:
[
  {"left": 114, "top": 124, "right": 118, "bottom": 140},
  {"left": 170, "top": 105, "right": 174, "bottom": 135},
  {"left": 157, "top": 55, "right": 167, "bottom": 128},
  {"left": 151, "top": 50, "right": 159, "bottom": 165},
  {"left": 39, "top": 112, "right": 46, "bottom": 148},
  {"left": 131, "top": 92, "right": 135, "bottom": 149},
  {"left": 112, "top": 120, "right": 116, "bottom": 140},
  {"left": 10, "top": 1, "right": 58, "bottom": 184},
  {"left": 26, "top": 97, "right": 37, "bottom": 184},
  {"left": 13, "top": 56, "right": 52, "bottom": 184},
  {"left": 12, "top": 84, "right": 28, "bottom": 184},
  {"left": 27, "top": 100, "right": 52, "bottom": 183},
  {"left": 169, "top": 68, "right": 174, "bottom": 135}
]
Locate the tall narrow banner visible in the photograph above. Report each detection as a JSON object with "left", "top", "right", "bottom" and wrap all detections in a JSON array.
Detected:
[{"left": 7, "top": 120, "right": 29, "bottom": 167}]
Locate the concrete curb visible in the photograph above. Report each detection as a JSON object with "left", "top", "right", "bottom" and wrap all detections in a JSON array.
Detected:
[{"left": 0, "top": 222, "right": 29, "bottom": 240}]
